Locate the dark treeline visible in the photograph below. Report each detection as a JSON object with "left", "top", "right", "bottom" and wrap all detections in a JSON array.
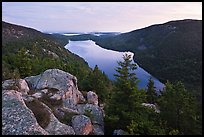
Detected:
[{"left": 104, "top": 53, "right": 202, "bottom": 135}]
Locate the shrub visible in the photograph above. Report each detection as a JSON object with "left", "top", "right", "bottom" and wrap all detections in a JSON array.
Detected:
[{"left": 84, "top": 109, "right": 94, "bottom": 120}]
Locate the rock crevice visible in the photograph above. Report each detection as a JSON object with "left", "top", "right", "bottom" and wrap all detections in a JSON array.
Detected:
[{"left": 2, "top": 69, "right": 104, "bottom": 135}]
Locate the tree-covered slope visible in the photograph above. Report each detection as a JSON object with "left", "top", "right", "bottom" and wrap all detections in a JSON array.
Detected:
[
  {"left": 2, "top": 21, "right": 91, "bottom": 89},
  {"left": 93, "top": 19, "right": 202, "bottom": 101}
]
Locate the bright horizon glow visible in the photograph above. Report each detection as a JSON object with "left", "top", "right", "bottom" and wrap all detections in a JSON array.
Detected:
[{"left": 2, "top": 2, "right": 202, "bottom": 33}]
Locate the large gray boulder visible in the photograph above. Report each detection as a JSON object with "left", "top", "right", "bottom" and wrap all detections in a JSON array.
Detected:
[
  {"left": 141, "top": 103, "right": 160, "bottom": 113},
  {"left": 63, "top": 98, "right": 78, "bottom": 110},
  {"left": 2, "top": 79, "right": 30, "bottom": 95},
  {"left": 87, "top": 91, "right": 98, "bottom": 106},
  {"left": 113, "top": 129, "right": 126, "bottom": 135},
  {"left": 2, "top": 90, "right": 48, "bottom": 135},
  {"left": 71, "top": 115, "right": 93, "bottom": 135},
  {"left": 25, "top": 69, "right": 77, "bottom": 91},
  {"left": 25, "top": 69, "right": 85, "bottom": 106},
  {"left": 77, "top": 104, "right": 104, "bottom": 127},
  {"left": 92, "top": 124, "right": 104, "bottom": 135}
]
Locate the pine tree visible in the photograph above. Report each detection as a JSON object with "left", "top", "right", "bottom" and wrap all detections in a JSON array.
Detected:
[
  {"left": 158, "top": 81, "right": 201, "bottom": 135},
  {"left": 91, "top": 65, "right": 108, "bottom": 103},
  {"left": 114, "top": 53, "right": 139, "bottom": 89},
  {"left": 105, "top": 53, "right": 166, "bottom": 135},
  {"left": 113, "top": 53, "right": 140, "bottom": 112},
  {"left": 14, "top": 47, "right": 32, "bottom": 77},
  {"left": 80, "top": 65, "right": 111, "bottom": 103},
  {"left": 105, "top": 53, "right": 144, "bottom": 132},
  {"left": 146, "top": 77, "right": 158, "bottom": 103}
]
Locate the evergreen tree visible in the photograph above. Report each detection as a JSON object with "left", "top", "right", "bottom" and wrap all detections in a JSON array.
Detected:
[
  {"left": 114, "top": 53, "right": 139, "bottom": 88},
  {"left": 113, "top": 53, "right": 141, "bottom": 112},
  {"left": 79, "top": 65, "right": 112, "bottom": 104},
  {"left": 158, "top": 81, "right": 201, "bottom": 135},
  {"left": 89, "top": 65, "right": 110, "bottom": 103},
  {"left": 105, "top": 53, "right": 144, "bottom": 133},
  {"left": 146, "top": 77, "right": 158, "bottom": 103},
  {"left": 105, "top": 53, "right": 166, "bottom": 135},
  {"left": 14, "top": 47, "right": 32, "bottom": 77},
  {"left": 91, "top": 65, "right": 107, "bottom": 103}
]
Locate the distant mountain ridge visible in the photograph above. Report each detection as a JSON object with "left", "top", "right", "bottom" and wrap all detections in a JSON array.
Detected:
[
  {"left": 93, "top": 19, "right": 202, "bottom": 101},
  {"left": 59, "top": 19, "right": 202, "bottom": 101}
]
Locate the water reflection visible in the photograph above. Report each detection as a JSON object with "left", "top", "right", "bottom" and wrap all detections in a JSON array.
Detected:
[{"left": 65, "top": 40, "right": 165, "bottom": 93}]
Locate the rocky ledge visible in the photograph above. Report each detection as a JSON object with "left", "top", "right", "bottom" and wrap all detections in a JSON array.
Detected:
[{"left": 2, "top": 69, "right": 104, "bottom": 135}]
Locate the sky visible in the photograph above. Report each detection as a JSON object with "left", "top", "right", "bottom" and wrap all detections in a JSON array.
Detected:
[{"left": 2, "top": 2, "right": 202, "bottom": 33}]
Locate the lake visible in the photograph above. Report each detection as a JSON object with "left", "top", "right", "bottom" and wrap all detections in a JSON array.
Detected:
[{"left": 65, "top": 40, "right": 165, "bottom": 93}]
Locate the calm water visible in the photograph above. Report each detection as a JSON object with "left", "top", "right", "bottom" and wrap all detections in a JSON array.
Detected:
[{"left": 65, "top": 40, "right": 165, "bottom": 93}]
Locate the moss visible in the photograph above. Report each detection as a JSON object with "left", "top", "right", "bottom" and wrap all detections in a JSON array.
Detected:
[
  {"left": 84, "top": 109, "right": 94, "bottom": 120},
  {"left": 25, "top": 99, "right": 50, "bottom": 128}
]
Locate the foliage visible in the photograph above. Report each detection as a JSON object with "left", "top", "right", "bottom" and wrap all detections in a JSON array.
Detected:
[
  {"left": 168, "top": 129, "right": 179, "bottom": 135},
  {"left": 105, "top": 53, "right": 148, "bottom": 134},
  {"left": 14, "top": 47, "right": 32, "bottom": 77},
  {"left": 127, "top": 118, "right": 166, "bottom": 135},
  {"left": 158, "top": 81, "right": 202, "bottom": 135},
  {"left": 104, "top": 52, "right": 202, "bottom": 135},
  {"left": 84, "top": 109, "right": 94, "bottom": 120},
  {"left": 104, "top": 115, "right": 120, "bottom": 135},
  {"left": 80, "top": 65, "right": 112, "bottom": 104},
  {"left": 146, "top": 77, "right": 158, "bottom": 103}
]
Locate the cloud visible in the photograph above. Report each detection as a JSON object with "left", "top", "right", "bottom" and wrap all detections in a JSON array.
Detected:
[{"left": 2, "top": 2, "right": 202, "bottom": 32}]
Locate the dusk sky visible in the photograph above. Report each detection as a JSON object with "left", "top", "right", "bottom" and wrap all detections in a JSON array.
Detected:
[{"left": 2, "top": 2, "right": 202, "bottom": 33}]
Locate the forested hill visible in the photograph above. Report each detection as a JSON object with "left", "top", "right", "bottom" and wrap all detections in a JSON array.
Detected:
[
  {"left": 2, "top": 21, "right": 91, "bottom": 89},
  {"left": 93, "top": 19, "right": 202, "bottom": 101},
  {"left": 2, "top": 21, "right": 69, "bottom": 46}
]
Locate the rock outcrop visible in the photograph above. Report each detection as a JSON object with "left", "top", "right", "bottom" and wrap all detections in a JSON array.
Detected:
[
  {"left": 2, "top": 90, "right": 48, "bottom": 135},
  {"left": 87, "top": 91, "right": 98, "bottom": 105},
  {"left": 25, "top": 69, "right": 85, "bottom": 105},
  {"left": 41, "top": 102, "right": 75, "bottom": 135},
  {"left": 141, "top": 103, "right": 160, "bottom": 113},
  {"left": 77, "top": 104, "right": 104, "bottom": 135},
  {"left": 2, "top": 69, "right": 104, "bottom": 135},
  {"left": 71, "top": 115, "right": 93, "bottom": 135},
  {"left": 113, "top": 129, "right": 126, "bottom": 135},
  {"left": 2, "top": 79, "right": 30, "bottom": 95},
  {"left": 92, "top": 124, "right": 104, "bottom": 135},
  {"left": 77, "top": 104, "right": 104, "bottom": 127}
]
